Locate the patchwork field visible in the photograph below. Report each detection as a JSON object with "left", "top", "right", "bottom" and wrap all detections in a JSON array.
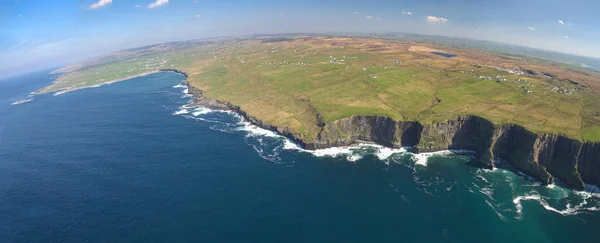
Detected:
[{"left": 39, "top": 36, "right": 600, "bottom": 142}]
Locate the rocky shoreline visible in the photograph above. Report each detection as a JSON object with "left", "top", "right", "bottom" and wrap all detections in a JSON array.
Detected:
[{"left": 175, "top": 70, "right": 600, "bottom": 190}]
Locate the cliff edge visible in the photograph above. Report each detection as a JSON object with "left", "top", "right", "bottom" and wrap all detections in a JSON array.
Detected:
[{"left": 185, "top": 77, "right": 599, "bottom": 191}]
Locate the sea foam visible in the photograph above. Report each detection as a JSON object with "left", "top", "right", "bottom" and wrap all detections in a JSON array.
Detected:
[
  {"left": 11, "top": 98, "right": 34, "bottom": 105},
  {"left": 411, "top": 149, "right": 475, "bottom": 166}
]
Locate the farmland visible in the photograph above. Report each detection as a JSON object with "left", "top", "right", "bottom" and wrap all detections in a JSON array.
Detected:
[{"left": 38, "top": 36, "right": 600, "bottom": 142}]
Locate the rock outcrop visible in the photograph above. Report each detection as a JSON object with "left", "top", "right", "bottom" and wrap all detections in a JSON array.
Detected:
[{"left": 297, "top": 114, "right": 596, "bottom": 190}]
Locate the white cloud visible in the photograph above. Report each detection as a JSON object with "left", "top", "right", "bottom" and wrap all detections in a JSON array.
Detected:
[
  {"left": 365, "top": 16, "right": 372, "bottom": 19},
  {"left": 426, "top": 16, "right": 448, "bottom": 24},
  {"left": 148, "top": 0, "right": 168, "bottom": 8},
  {"left": 527, "top": 26, "right": 535, "bottom": 31},
  {"left": 195, "top": 14, "right": 201, "bottom": 18},
  {"left": 136, "top": 4, "right": 142, "bottom": 8},
  {"left": 89, "top": 0, "right": 112, "bottom": 9},
  {"left": 353, "top": 12, "right": 360, "bottom": 15},
  {"left": 558, "top": 20, "right": 565, "bottom": 25},
  {"left": 402, "top": 11, "right": 412, "bottom": 16},
  {"left": 565, "top": 35, "right": 569, "bottom": 39}
]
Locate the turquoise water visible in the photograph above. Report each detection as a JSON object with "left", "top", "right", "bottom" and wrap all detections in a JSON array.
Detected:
[{"left": 1, "top": 71, "right": 599, "bottom": 242}]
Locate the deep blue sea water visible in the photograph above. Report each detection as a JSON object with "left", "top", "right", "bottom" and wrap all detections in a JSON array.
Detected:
[{"left": 1, "top": 71, "right": 600, "bottom": 242}]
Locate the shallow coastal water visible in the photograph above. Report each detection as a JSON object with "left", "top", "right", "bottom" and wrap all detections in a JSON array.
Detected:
[{"left": 1, "top": 71, "right": 599, "bottom": 242}]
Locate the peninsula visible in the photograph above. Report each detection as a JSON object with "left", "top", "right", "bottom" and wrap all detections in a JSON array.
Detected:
[{"left": 37, "top": 35, "right": 600, "bottom": 190}]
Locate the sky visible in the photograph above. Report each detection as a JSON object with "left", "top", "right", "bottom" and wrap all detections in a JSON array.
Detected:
[{"left": 1, "top": 0, "right": 600, "bottom": 78}]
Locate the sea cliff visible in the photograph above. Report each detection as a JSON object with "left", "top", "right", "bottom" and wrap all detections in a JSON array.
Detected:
[{"left": 183, "top": 78, "right": 599, "bottom": 191}]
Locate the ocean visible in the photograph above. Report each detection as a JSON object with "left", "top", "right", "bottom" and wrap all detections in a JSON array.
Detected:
[{"left": 1, "top": 70, "right": 599, "bottom": 242}]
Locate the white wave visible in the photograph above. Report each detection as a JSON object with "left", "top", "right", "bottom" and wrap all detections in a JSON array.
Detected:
[
  {"left": 307, "top": 145, "right": 358, "bottom": 157},
  {"left": 11, "top": 98, "right": 33, "bottom": 105},
  {"left": 191, "top": 107, "right": 215, "bottom": 116},
  {"left": 174, "top": 104, "right": 220, "bottom": 116},
  {"left": 249, "top": 141, "right": 285, "bottom": 164},
  {"left": 474, "top": 170, "right": 490, "bottom": 184},
  {"left": 584, "top": 184, "right": 600, "bottom": 195},
  {"left": 173, "top": 83, "right": 187, "bottom": 89},
  {"left": 411, "top": 150, "right": 452, "bottom": 166},
  {"left": 411, "top": 149, "right": 475, "bottom": 167},
  {"left": 480, "top": 187, "right": 494, "bottom": 198},
  {"left": 238, "top": 122, "right": 280, "bottom": 138},
  {"left": 412, "top": 153, "right": 431, "bottom": 166},
  {"left": 347, "top": 154, "right": 364, "bottom": 162},
  {"left": 572, "top": 185, "right": 600, "bottom": 201},
  {"left": 513, "top": 191, "right": 600, "bottom": 217},
  {"left": 172, "top": 104, "right": 192, "bottom": 115},
  {"left": 283, "top": 139, "right": 302, "bottom": 150},
  {"left": 174, "top": 102, "right": 600, "bottom": 217},
  {"left": 292, "top": 143, "right": 407, "bottom": 162},
  {"left": 179, "top": 87, "right": 192, "bottom": 98},
  {"left": 175, "top": 102, "right": 473, "bottom": 167},
  {"left": 485, "top": 200, "right": 506, "bottom": 221},
  {"left": 173, "top": 109, "right": 190, "bottom": 115},
  {"left": 374, "top": 146, "right": 408, "bottom": 160},
  {"left": 53, "top": 90, "right": 69, "bottom": 96}
]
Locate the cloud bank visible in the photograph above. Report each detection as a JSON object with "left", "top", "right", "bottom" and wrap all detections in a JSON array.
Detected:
[{"left": 89, "top": 0, "right": 112, "bottom": 9}]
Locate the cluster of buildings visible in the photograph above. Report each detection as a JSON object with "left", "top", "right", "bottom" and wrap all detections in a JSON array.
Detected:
[
  {"left": 478, "top": 75, "right": 507, "bottom": 82},
  {"left": 491, "top": 66, "right": 526, "bottom": 75},
  {"left": 329, "top": 57, "right": 345, "bottom": 64},
  {"left": 259, "top": 61, "right": 311, "bottom": 67},
  {"left": 551, "top": 87, "right": 582, "bottom": 95},
  {"left": 519, "top": 85, "right": 533, "bottom": 93}
]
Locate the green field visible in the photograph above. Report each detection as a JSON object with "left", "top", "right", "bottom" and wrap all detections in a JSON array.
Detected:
[{"left": 39, "top": 36, "right": 600, "bottom": 142}]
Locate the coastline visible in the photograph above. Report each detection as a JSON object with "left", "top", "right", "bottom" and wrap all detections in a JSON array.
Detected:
[
  {"left": 35, "top": 69, "right": 600, "bottom": 190},
  {"left": 176, "top": 72, "right": 600, "bottom": 191},
  {"left": 35, "top": 70, "right": 163, "bottom": 96}
]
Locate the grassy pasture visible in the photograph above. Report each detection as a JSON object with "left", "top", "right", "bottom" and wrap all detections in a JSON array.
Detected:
[{"left": 40, "top": 37, "right": 600, "bottom": 142}]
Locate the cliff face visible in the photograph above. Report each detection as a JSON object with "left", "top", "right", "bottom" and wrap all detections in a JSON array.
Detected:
[
  {"left": 186, "top": 84, "right": 599, "bottom": 190},
  {"left": 280, "top": 114, "right": 597, "bottom": 190},
  {"left": 491, "top": 125, "right": 553, "bottom": 185}
]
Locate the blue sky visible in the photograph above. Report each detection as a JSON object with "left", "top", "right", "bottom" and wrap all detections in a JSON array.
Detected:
[{"left": 1, "top": 0, "right": 600, "bottom": 78}]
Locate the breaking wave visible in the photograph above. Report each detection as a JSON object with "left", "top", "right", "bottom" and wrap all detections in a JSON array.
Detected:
[
  {"left": 169, "top": 84, "right": 600, "bottom": 219},
  {"left": 512, "top": 185, "right": 600, "bottom": 217},
  {"left": 11, "top": 98, "right": 34, "bottom": 105},
  {"left": 468, "top": 160, "right": 600, "bottom": 219}
]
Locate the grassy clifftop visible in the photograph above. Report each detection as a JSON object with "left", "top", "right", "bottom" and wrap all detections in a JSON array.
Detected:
[{"left": 39, "top": 36, "right": 600, "bottom": 142}]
